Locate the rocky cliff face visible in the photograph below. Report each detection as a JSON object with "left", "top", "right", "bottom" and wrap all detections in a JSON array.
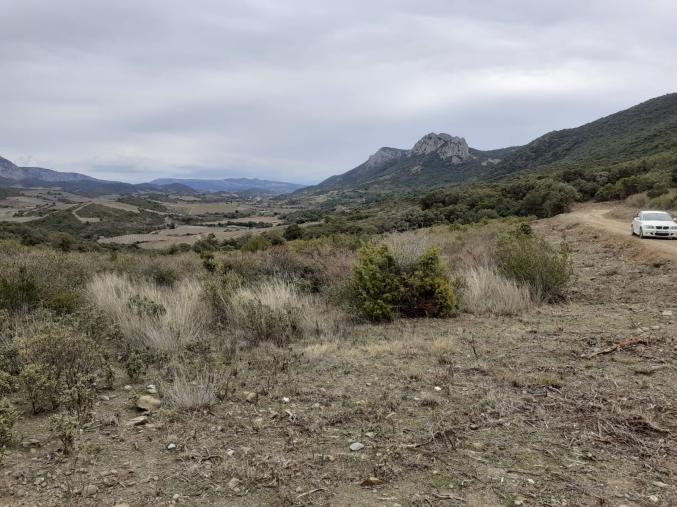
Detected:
[{"left": 411, "top": 133, "right": 470, "bottom": 163}]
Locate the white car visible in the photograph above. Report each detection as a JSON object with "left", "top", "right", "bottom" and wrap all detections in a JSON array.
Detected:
[{"left": 631, "top": 210, "right": 677, "bottom": 239}]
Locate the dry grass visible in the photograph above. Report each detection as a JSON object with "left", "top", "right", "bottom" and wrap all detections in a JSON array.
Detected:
[
  {"left": 86, "top": 272, "right": 208, "bottom": 352},
  {"left": 166, "top": 370, "right": 218, "bottom": 411},
  {"left": 460, "top": 266, "right": 533, "bottom": 315},
  {"left": 225, "top": 278, "right": 347, "bottom": 346}
]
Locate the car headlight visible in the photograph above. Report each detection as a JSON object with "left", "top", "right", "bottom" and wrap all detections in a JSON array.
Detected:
[
  {"left": 672, "top": 226, "right": 677, "bottom": 230},
  {"left": 645, "top": 225, "right": 655, "bottom": 229}
]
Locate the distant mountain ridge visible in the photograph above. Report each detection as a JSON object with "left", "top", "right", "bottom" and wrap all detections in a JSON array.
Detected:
[
  {"left": 300, "top": 133, "right": 517, "bottom": 194},
  {"left": 150, "top": 177, "right": 305, "bottom": 194},
  {"left": 300, "top": 93, "right": 677, "bottom": 195},
  {"left": 0, "top": 156, "right": 303, "bottom": 196}
]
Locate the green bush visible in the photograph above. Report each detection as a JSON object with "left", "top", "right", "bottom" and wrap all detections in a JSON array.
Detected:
[
  {"left": 283, "top": 224, "right": 304, "bottom": 241},
  {"left": 46, "top": 291, "right": 82, "bottom": 315},
  {"left": 401, "top": 247, "right": 457, "bottom": 318},
  {"left": 17, "top": 320, "right": 105, "bottom": 390},
  {"left": 350, "top": 243, "right": 457, "bottom": 321},
  {"left": 60, "top": 374, "right": 97, "bottom": 423},
  {"left": 0, "top": 397, "right": 17, "bottom": 447},
  {"left": 125, "top": 349, "right": 148, "bottom": 382},
  {"left": 496, "top": 229, "right": 573, "bottom": 302},
  {"left": 49, "top": 413, "right": 78, "bottom": 455},
  {"left": 19, "top": 363, "right": 61, "bottom": 414},
  {"left": 241, "top": 235, "right": 272, "bottom": 253},
  {"left": 0, "top": 370, "right": 15, "bottom": 396},
  {"left": 350, "top": 243, "right": 403, "bottom": 321},
  {"left": 0, "top": 267, "right": 39, "bottom": 312}
]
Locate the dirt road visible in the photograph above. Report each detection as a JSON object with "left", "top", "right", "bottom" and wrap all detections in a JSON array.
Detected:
[{"left": 555, "top": 203, "right": 677, "bottom": 261}]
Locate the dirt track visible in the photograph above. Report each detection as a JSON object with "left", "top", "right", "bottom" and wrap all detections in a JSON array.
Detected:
[{"left": 555, "top": 204, "right": 677, "bottom": 262}]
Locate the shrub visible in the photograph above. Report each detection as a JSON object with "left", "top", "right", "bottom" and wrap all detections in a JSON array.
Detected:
[
  {"left": 0, "top": 370, "right": 15, "bottom": 396},
  {"left": 496, "top": 229, "right": 573, "bottom": 302},
  {"left": 60, "top": 374, "right": 97, "bottom": 423},
  {"left": 460, "top": 267, "right": 533, "bottom": 315},
  {"left": 166, "top": 371, "right": 217, "bottom": 411},
  {"left": 0, "top": 267, "right": 39, "bottom": 312},
  {"left": 17, "top": 321, "right": 104, "bottom": 389},
  {"left": 647, "top": 182, "right": 669, "bottom": 198},
  {"left": 49, "top": 413, "right": 78, "bottom": 455},
  {"left": 46, "top": 291, "right": 82, "bottom": 315},
  {"left": 350, "top": 243, "right": 402, "bottom": 322},
  {"left": 401, "top": 247, "right": 457, "bottom": 318},
  {"left": 142, "top": 263, "right": 179, "bottom": 287},
  {"left": 350, "top": 243, "right": 457, "bottom": 321},
  {"left": 626, "top": 193, "right": 649, "bottom": 208},
  {"left": 19, "top": 363, "right": 61, "bottom": 414},
  {"left": 283, "top": 223, "right": 304, "bottom": 241},
  {"left": 125, "top": 349, "right": 148, "bottom": 382},
  {"left": 241, "top": 235, "right": 272, "bottom": 253},
  {"left": 0, "top": 397, "right": 17, "bottom": 447}
]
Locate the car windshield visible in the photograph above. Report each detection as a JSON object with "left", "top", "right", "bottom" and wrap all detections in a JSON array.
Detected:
[{"left": 642, "top": 212, "right": 672, "bottom": 221}]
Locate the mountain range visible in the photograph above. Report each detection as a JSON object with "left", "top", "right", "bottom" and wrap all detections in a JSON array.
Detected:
[
  {"left": 3, "top": 93, "right": 676, "bottom": 198},
  {"left": 150, "top": 177, "right": 304, "bottom": 194},
  {"left": 0, "top": 156, "right": 304, "bottom": 196},
  {"left": 300, "top": 92, "right": 677, "bottom": 194}
]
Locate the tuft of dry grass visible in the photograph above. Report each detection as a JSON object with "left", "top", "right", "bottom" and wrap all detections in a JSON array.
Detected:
[
  {"left": 166, "top": 371, "right": 217, "bottom": 411},
  {"left": 224, "top": 278, "right": 348, "bottom": 346},
  {"left": 86, "top": 272, "right": 208, "bottom": 352},
  {"left": 460, "top": 267, "right": 533, "bottom": 316}
]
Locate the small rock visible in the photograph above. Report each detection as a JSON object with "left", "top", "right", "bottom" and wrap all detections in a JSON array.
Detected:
[
  {"left": 99, "top": 395, "right": 110, "bottom": 401},
  {"left": 126, "top": 416, "right": 148, "bottom": 427},
  {"left": 228, "top": 477, "right": 242, "bottom": 492},
  {"left": 513, "top": 498, "right": 525, "bottom": 506},
  {"left": 652, "top": 481, "right": 668, "bottom": 488},
  {"left": 649, "top": 495, "right": 659, "bottom": 504},
  {"left": 365, "top": 431, "right": 375, "bottom": 438},
  {"left": 245, "top": 392, "right": 258, "bottom": 403},
  {"left": 167, "top": 443, "right": 177, "bottom": 451},
  {"left": 434, "top": 386, "right": 442, "bottom": 391},
  {"left": 34, "top": 477, "right": 45, "bottom": 486},
  {"left": 146, "top": 384, "right": 158, "bottom": 395},
  {"left": 282, "top": 397, "right": 290, "bottom": 403},
  {"left": 252, "top": 417, "right": 264, "bottom": 429},
  {"left": 137, "top": 395, "right": 162, "bottom": 411},
  {"left": 350, "top": 442, "right": 365, "bottom": 451},
  {"left": 113, "top": 503, "right": 130, "bottom": 507},
  {"left": 82, "top": 484, "right": 98, "bottom": 497},
  {"left": 226, "top": 449, "right": 235, "bottom": 457},
  {"left": 172, "top": 493, "right": 180, "bottom": 500},
  {"left": 360, "top": 477, "right": 384, "bottom": 487},
  {"left": 21, "top": 438, "right": 40, "bottom": 448},
  {"left": 661, "top": 310, "right": 673, "bottom": 317},
  {"left": 123, "top": 385, "right": 133, "bottom": 391}
]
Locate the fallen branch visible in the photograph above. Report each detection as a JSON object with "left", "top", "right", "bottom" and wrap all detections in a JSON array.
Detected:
[{"left": 582, "top": 338, "right": 647, "bottom": 359}]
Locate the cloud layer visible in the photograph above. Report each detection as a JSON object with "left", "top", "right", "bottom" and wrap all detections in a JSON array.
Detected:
[{"left": 1, "top": 0, "right": 676, "bottom": 183}]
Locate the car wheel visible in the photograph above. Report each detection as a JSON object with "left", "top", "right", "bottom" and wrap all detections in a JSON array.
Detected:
[{"left": 631, "top": 225, "right": 635, "bottom": 236}]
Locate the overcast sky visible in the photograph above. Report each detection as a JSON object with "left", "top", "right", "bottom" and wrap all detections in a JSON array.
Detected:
[{"left": 1, "top": 0, "right": 676, "bottom": 184}]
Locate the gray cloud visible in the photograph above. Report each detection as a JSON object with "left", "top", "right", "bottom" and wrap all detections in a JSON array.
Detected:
[{"left": 1, "top": 0, "right": 676, "bottom": 183}]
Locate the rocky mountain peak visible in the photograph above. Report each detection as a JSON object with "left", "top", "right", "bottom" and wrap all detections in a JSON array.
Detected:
[
  {"left": 411, "top": 133, "right": 470, "bottom": 163},
  {"left": 365, "top": 147, "right": 407, "bottom": 169}
]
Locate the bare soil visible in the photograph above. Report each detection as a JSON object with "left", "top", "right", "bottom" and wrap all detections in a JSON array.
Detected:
[{"left": 1, "top": 212, "right": 676, "bottom": 506}]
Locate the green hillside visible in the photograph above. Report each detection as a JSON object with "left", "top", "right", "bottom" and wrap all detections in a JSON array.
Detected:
[{"left": 490, "top": 93, "right": 677, "bottom": 179}]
